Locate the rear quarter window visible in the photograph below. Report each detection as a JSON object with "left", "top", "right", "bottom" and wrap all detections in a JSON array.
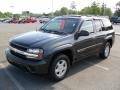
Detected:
[{"left": 102, "top": 19, "right": 113, "bottom": 30}]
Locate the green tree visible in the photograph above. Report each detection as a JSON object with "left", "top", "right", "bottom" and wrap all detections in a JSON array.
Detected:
[
  {"left": 54, "top": 10, "right": 61, "bottom": 16},
  {"left": 100, "top": 3, "right": 112, "bottom": 16},
  {"left": 0, "top": 11, "right": 13, "bottom": 18},
  {"left": 60, "top": 7, "right": 68, "bottom": 15},
  {"left": 0, "top": 11, "right": 3, "bottom": 18},
  {"left": 116, "top": 1, "right": 120, "bottom": 8},
  {"left": 46, "top": 1, "right": 112, "bottom": 16},
  {"left": 90, "top": 1, "right": 100, "bottom": 15},
  {"left": 13, "top": 14, "right": 20, "bottom": 19},
  {"left": 80, "top": 1, "right": 112, "bottom": 16},
  {"left": 4, "top": 12, "right": 13, "bottom": 18},
  {"left": 80, "top": 7, "right": 91, "bottom": 15},
  {"left": 68, "top": 9, "right": 78, "bottom": 15},
  {"left": 22, "top": 11, "right": 30, "bottom": 17},
  {"left": 104, "top": 8, "right": 112, "bottom": 16},
  {"left": 114, "top": 10, "right": 120, "bottom": 16},
  {"left": 80, "top": 2, "right": 100, "bottom": 15},
  {"left": 114, "top": 1, "right": 120, "bottom": 17}
]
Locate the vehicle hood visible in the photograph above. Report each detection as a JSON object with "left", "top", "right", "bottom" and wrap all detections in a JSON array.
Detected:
[{"left": 11, "top": 31, "right": 62, "bottom": 47}]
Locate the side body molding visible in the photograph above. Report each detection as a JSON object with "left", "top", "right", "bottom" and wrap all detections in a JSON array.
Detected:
[
  {"left": 53, "top": 44, "right": 73, "bottom": 53},
  {"left": 105, "top": 35, "right": 113, "bottom": 40}
]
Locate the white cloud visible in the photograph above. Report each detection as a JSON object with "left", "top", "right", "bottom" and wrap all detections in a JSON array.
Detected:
[{"left": 0, "top": 0, "right": 119, "bottom": 14}]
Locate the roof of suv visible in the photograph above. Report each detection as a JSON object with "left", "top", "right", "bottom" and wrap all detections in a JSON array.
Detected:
[{"left": 58, "top": 15, "right": 108, "bottom": 21}]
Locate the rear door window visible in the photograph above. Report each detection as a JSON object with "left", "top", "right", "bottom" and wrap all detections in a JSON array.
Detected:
[{"left": 94, "top": 20, "right": 103, "bottom": 32}]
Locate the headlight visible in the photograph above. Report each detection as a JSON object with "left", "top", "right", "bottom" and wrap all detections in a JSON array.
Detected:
[{"left": 27, "top": 49, "right": 44, "bottom": 59}]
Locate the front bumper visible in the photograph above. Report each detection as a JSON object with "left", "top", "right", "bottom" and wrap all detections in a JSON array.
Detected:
[{"left": 5, "top": 48, "right": 49, "bottom": 74}]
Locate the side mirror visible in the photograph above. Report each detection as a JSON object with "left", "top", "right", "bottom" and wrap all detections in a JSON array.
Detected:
[
  {"left": 74, "top": 30, "right": 89, "bottom": 40},
  {"left": 79, "top": 30, "right": 89, "bottom": 36}
]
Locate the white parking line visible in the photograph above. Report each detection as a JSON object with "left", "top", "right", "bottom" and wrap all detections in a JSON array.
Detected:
[
  {"left": 115, "top": 33, "right": 120, "bottom": 36},
  {"left": 0, "top": 63, "right": 24, "bottom": 90},
  {"left": 84, "top": 61, "right": 109, "bottom": 71}
]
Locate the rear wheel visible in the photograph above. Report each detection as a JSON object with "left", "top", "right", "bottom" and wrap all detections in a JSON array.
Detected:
[
  {"left": 49, "top": 54, "right": 70, "bottom": 81},
  {"left": 99, "top": 42, "right": 111, "bottom": 59}
]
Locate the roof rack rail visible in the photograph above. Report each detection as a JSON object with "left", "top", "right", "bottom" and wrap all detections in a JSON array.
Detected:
[{"left": 62, "top": 15, "right": 81, "bottom": 17}]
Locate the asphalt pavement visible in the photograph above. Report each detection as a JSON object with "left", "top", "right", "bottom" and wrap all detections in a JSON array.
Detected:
[{"left": 0, "top": 23, "right": 120, "bottom": 90}]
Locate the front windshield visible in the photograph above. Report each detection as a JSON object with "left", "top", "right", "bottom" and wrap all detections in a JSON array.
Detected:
[{"left": 40, "top": 18, "right": 79, "bottom": 34}]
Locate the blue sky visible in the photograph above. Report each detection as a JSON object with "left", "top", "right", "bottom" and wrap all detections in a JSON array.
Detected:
[{"left": 0, "top": 0, "right": 119, "bottom": 14}]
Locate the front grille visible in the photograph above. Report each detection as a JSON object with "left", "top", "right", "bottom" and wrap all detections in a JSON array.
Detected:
[
  {"left": 10, "top": 42, "right": 27, "bottom": 51},
  {"left": 9, "top": 42, "right": 37, "bottom": 61},
  {"left": 10, "top": 42, "right": 27, "bottom": 59},
  {"left": 10, "top": 50, "right": 26, "bottom": 59}
]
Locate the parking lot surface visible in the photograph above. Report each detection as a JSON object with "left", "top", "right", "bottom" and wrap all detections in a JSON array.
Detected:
[{"left": 0, "top": 23, "right": 120, "bottom": 90}]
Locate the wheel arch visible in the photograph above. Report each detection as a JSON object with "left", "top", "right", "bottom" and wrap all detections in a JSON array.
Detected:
[
  {"left": 106, "top": 38, "right": 113, "bottom": 47},
  {"left": 50, "top": 48, "right": 74, "bottom": 66}
]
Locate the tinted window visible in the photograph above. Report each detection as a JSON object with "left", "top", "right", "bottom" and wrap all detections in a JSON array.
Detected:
[
  {"left": 94, "top": 20, "right": 102, "bottom": 32},
  {"left": 102, "top": 19, "right": 113, "bottom": 30},
  {"left": 80, "top": 20, "right": 94, "bottom": 33},
  {"left": 40, "top": 18, "right": 79, "bottom": 34},
  {"left": 118, "top": 17, "right": 120, "bottom": 20}
]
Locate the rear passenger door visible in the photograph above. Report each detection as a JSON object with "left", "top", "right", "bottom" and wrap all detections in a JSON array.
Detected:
[{"left": 93, "top": 19, "right": 105, "bottom": 51}]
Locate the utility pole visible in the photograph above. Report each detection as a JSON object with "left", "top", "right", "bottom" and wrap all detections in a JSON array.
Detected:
[
  {"left": 51, "top": 0, "right": 54, "bottom": 16},
  {"left": 10, "top": 6, "right": 14, "bottom": 18},
  {"left": 70, "top": 1, "right": 77, "bottom": 15},
  {"left": 103, "top": 3, "right": 106, "bottom": 16}
]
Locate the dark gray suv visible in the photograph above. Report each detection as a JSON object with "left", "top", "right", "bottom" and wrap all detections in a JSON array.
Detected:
[{"left": 5, "top": 16, "right": 115, "bottom": 81}]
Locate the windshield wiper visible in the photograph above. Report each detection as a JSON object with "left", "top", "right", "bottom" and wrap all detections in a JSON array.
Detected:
[
  {"left": 41, "top": 29, "right": 67, "bottom": 35},
  {"left": 51, "top": 31, "right": 67, "bottom": 35},
  {"left": 40, "top": 28, "right": 51, "bottom": 33}
]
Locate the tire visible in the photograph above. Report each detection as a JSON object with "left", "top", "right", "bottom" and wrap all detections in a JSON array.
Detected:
[
  {"left": 99, "top": 42, "right": 111, "bottom": 59},
  {"left": 49, "top": 54, "right": 70, "bottom": 81}
]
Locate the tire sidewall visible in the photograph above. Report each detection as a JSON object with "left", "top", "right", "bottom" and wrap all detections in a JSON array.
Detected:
[
  {"left": 104, "top": 43, "right": 110, "bottom": 58},
  {"left": 99, "top": 42, "right": 111, "bottom": 59},
  {"left": 49, "top": 54, "right": 70, "bottom": 81}
]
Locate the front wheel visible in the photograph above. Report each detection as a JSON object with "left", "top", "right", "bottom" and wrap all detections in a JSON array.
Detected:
[
  {"left": 99, "top": 42, "right": 111, "bottom": 59},
  {"left": 49, "top": 54, "right": 70, "bottom": 81}
]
